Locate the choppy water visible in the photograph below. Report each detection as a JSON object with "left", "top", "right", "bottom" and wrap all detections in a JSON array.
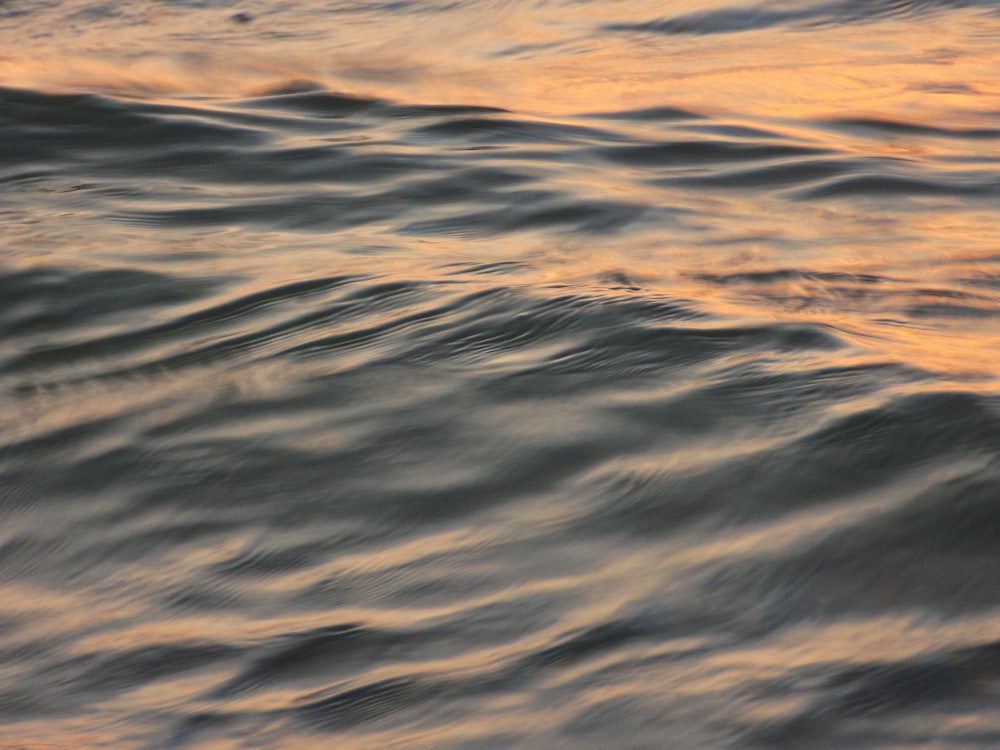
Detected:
[{"left": 2, "top": 1, "right": 1000, "bottom": 748}]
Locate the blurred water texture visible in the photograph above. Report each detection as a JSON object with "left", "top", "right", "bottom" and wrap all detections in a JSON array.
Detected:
[{"left": 1, "top": 0, "right": 1000, "bottom": 747}]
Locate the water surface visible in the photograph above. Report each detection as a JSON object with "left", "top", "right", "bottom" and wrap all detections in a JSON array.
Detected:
[{"left": 2, "top": 1, "right": 1000, "bottom": 748}]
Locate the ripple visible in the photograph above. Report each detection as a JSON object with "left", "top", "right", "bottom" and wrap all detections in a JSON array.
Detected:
[
  {"left": 604, "top": 0, "right": 999, "bottom": 36},
  {"left": 3, "top": 9, "right": 1000, "bottom": 744}
]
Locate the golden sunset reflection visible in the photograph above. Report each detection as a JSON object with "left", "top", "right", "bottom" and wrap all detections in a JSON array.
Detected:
[
  {"left": 0, "top": 3, "right": 997, "bottom": 122},
  {"left": 3, "top": 0, "right": 1000, "bottom": 747}
]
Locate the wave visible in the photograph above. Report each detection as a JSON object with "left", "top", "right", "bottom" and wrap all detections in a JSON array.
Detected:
[{"left": 2, "top": 49, "right": 1000, "bottom": 749}]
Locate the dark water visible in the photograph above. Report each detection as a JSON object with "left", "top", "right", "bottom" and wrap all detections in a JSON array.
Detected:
[{"left": 2, "top": 1, "right": 1000, "bottom": 748}]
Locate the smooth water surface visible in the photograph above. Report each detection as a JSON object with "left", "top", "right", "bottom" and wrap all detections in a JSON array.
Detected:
[{"left": 2, "top": 1, "right": 1000, "bottom": 747}]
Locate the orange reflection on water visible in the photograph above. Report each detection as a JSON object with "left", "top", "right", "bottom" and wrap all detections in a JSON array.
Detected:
[
  {"left": 0, "top": 2, "right": 998, "bottom": 123},
  {"left": 1, "top": 0, "right": 999, "bottom": 386}
]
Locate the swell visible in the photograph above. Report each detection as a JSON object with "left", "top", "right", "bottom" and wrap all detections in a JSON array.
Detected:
[
  {"left": 3, "top": 266, "right": 1000, "bottom": 749},
  {"left": 2, "top": 76, "right": 1000, "bottom": 750},
  {"left": 5, "top": 85, "right": 1000, "bottom": 250},
  {"left": 8, "top": 385, "right": 998, "bottom": 746}
]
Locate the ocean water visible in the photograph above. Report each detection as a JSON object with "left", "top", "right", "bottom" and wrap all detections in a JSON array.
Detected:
[{"left": 2, "top": 1, "right": 1000, "bottom": 747}]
